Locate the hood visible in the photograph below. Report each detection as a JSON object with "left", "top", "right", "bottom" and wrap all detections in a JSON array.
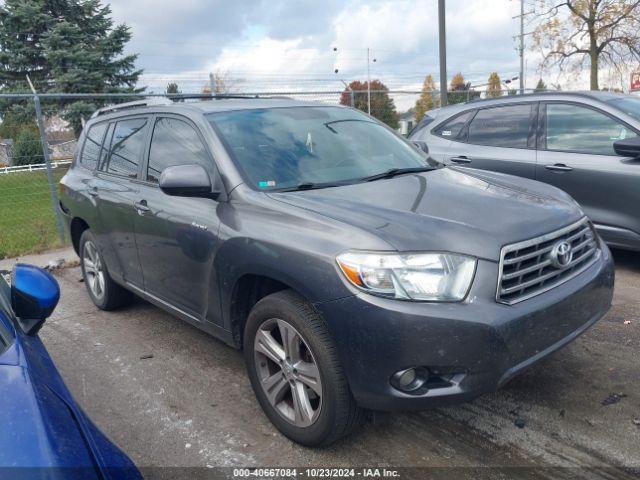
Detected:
[
  {"left": 0, "top": 364, "right": 99, "bottom": 472},
  {"left": 269, "top": 167, "right": 583, "bottom": 261}
]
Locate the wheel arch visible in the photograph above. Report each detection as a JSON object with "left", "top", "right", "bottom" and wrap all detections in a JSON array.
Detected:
[
  {"left": 70, "top": 217, "right": 91, "bottom": 255},
  {"left": 228, "top": 273, "right": 308, "bottom": 348}
]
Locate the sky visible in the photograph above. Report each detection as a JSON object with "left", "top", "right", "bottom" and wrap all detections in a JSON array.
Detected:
[
  {"left": 104, "top": 0, "right": 635, "bottom": 108},
  {"left": 107, "top": 0, "right": 543, "bottom": 94}
]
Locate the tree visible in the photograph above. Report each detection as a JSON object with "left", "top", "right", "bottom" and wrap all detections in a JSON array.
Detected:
[
  {"left": 12, "top": 128, "right": 43, "bottom": 166},
  {"left": 414, "top": 74, "right": 438, "bottom": 123},
  {"left": 447, "top": 73, "right": 480, "bottom": 105},
  {"left": 486, "top": 72, "right": 502, "bottom": 98},
  {"left": 166, "top": 82, "right": 183, "bottom": 101},
  {"left": 0, "top": 0, "right": 142, "bottom": 134},
  {"left": 166, "top": 83, "right": 180, "bottom": 95},
  {"left": 534, "top": 78, "right": 548, "bottom": 92},
  {"left": 202, "top": 70, "right": 242, "bottom": 95},
  {"left": 531, "top": 0, "right": 640, "bottom": 90},
  {"left": 340, "top": 80, "right": 399, "bottom": 128}
]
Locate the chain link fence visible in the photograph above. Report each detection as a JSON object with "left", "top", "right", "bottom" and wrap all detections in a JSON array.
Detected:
[{"left": 0, "top": 87, "right": 544, "bottom": 258}]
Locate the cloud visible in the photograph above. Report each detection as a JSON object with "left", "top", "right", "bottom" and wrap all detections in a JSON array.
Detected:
[{"left": 106, "top": 0, "right": 581, "bottom": 93}]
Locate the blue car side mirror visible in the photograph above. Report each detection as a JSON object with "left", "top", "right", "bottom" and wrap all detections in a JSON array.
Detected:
[{"left": 11, "top": 264, "right": 60, "bottom": 335}]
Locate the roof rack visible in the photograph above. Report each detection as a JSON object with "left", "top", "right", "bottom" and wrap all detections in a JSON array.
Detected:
[{"left": 90, "top": 97, "right": 173, "bottom": 118}]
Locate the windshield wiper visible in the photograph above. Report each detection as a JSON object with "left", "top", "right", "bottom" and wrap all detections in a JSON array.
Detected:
[
  {"left": 360, "top": 166, "right": 434, "bottom": 182},
  {"left": 275, "top": 182, "right": 341, "bottom": 192}
]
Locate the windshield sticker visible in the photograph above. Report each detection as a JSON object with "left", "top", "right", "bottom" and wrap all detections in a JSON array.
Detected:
[
  {"left": 442, "top": 130, "right": 452, "bottom": 136},
  {"left": 258, "top": 180, "right": 276, "bottom": 188}
]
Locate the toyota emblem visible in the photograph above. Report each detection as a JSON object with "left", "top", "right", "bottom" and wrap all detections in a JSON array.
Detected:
[{"left": 550, "top": 241, "right": 573, "bottom": 269}]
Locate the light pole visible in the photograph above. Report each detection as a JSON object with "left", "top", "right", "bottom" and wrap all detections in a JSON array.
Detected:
[
  {"left": 366, "top": 48, "right": 376, "bottom": 114},
  {"left": 438, "top": 0, "right": 448, "bottom": 106}
]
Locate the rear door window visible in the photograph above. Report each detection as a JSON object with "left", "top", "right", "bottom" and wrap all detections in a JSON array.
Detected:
[
  {"left": 433, "top": 110, "right": 475, "bottom": 141},
  {"left": 146, "top": 117, "right": 211, "bottom": 183},
  {"left": 545, "top": 103, "right": 638, "bottom": 155},
  {"left": 467, "top": 104, "right": 532, "bottom": 148},
  {"left": 101, "top": 117, "right": 149, "bottom": 178},
  {"left": 80, "top": 123, "right": 107, "bottom": 170}
]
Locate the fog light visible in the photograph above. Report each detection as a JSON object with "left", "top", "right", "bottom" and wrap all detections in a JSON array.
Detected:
[
  {"left": 398, "top": 368, "right": 416, "bottom": 387},
  {"left": 391, "top": 367, "right": 425, "bottom": 392}
]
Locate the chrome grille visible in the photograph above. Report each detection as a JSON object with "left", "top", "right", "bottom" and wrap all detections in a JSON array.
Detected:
[{"left": 497, "top": 218, "right": 600, "bottom": 305}]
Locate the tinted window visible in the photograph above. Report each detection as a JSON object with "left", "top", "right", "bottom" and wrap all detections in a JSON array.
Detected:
[
  {"left": 546, "top": 103, "right": 638, "bottom": 155},
  {"left": 102, "top": 118, "right": 148, "bottom": 177},
  {"left": 80, "top": 123, "right": 107, "bottom": 170},
  {"left": 207, "top": 107, "right": 427, "bottom": 190},
  {"left": 433, "top": 110, "right": 475, "bottom": 140},
  {"left": 147, "top": 117, "right": 211, "bottom": 183},
  {"left": 467, "top": 104, "right": 531, "bottom": 148}
]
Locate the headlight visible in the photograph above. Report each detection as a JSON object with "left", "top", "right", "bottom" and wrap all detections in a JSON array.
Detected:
[{"left": 336, "top": 251, "right": 476, "bottom": 301}]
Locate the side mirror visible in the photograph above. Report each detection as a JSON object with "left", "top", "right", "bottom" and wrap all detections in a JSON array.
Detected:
[
  {"left": 11, "top": 264, "right": 60, "bottom": 335},
  {"left": 613, "top": 137, "right": 640, "bottom": 158},
  {"left": 159, "top": 164, "right": 220, "bottom": 199},
  {"left": 412, "top": 140, "right": 429, "bottom": 154}
]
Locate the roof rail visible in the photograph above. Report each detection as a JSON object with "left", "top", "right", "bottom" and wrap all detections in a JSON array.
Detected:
[{"left": 90, "top": 97, "right": 173, "bottom": 118}]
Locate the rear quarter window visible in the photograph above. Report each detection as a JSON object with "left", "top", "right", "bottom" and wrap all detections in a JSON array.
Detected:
[
  {"left": 433, "top": 110, "right": 476, "bottom": 141},
  {"left": 80, "top": 123, "right": 108, "bottom": 170}
]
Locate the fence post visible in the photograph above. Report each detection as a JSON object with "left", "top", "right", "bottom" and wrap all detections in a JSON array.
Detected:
[{"left": 26, "top": 76, "right": 65, "bottom": 244}]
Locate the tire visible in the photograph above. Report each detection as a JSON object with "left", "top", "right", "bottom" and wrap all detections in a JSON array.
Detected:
[
  {"left": 79, "top": 230, "right": 132, "bottom": 310},
  {"left": 244, "top": 290, "right": 365, "bottom": 446}
]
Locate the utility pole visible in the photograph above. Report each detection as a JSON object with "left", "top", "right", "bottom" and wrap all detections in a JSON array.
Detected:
[
  {"left": 512, "top": 0, "right": 532, "bottom": 94},
  {"left": 438, "top": 0, "right": 448, "bottom": 106},
  {"left": 519, "top": 0, "right": 524, "bottom": 94},
  {"left": 367, "top": 47, "right": 371, "bottom": 114}
]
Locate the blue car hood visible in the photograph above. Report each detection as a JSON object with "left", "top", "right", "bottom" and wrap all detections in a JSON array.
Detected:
[
  {"left": 0, "top": 319, "right": 139, "bottom": 479},
  {"left": 0, "top": 364, "right": 99, "bottom": 471}
]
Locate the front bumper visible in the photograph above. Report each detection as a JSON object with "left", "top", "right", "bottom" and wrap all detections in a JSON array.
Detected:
[{"left": 315, "top": 244, "right": 615, "bottom": 411}]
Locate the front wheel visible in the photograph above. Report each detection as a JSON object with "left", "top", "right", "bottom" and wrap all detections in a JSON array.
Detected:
[{"left": 244, "top": 290, "right": 365, "bottom": 446}]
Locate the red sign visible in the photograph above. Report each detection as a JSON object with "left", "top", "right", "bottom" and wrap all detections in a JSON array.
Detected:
[{"left": 632, "top": 71, "right": 640, "bottom": 91}]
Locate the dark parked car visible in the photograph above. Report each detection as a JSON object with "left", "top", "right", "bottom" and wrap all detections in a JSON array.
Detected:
[
  {"left": 0, "top": 264, "right": 140, "bottom": 479},
  {"left": 59, "top": 98, "right": 614, "bottom": 446},
  {"left": 409, "top": 91, "right": 640, "bottom": 251}
]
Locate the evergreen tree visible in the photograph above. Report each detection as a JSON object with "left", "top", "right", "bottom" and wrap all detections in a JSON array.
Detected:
[
  {"left": 0, "top": 0, "right": 142, "bottom": 134},
  {"left": 534, "top": 78, "right": 547, "bottom": 92},
  {"left": 12, "top": 128, "right": 43, "bottom": 166},
  {"left": 414, "top": 74, "right": 437, "bottom": 123},
  {"left": 486, "top": 72, "right": 502, "bottom": 98},
  {"left": 340, "top": 80, "right": 399, "bottom": 129}
]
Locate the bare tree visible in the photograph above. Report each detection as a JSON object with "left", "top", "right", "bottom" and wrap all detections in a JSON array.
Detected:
[
  {"left": 531, "top": 0, "right": 640, "bottom": 90},
  {"left": 202, "top": 70, "right": 242, "bottom": 95}
]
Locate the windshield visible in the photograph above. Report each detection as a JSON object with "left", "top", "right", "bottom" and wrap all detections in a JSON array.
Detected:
[
  {"left": 207, "top": 106, "right": 429, "bottom": 191},
  {"left": 606, "top": 96, "right": 640, "bottom": 122}
]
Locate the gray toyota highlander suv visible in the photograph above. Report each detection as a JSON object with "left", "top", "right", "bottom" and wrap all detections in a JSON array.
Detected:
[
  {"left": 410, "top": 91, "right": 640, "bottom": 251},
  {"left": 59, "top": 97, "right": 614, "bottom": 446}
]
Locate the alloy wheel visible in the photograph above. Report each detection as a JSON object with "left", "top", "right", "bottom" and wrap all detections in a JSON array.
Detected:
[
  {"left": 253, "top": 318, "right": 322, "bottom": 427},
  {"left": 83, "top": 240, "right": 105, "bottom": 301}
]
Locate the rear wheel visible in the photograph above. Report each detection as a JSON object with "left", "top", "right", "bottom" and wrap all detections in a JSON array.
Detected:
[
  {"left": 79, "top": 230, "right": 131, "bottom": 310},
  {"left": 244, "top": 290, "right": 365, "bottom": 446}
]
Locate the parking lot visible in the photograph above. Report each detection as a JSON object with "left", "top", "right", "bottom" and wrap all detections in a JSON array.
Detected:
[{"left": 33, "top": 249, "right": 639, "bottom": 478}]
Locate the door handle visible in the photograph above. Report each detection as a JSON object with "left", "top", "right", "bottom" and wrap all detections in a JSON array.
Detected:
[
  {"left": 544, "top": 163, "right": 573, "bottom": 172},
  {"left": 450, "top": 156, "right": 471, "bottom": 164},
  {"left": 134, "top": 200, "right": 150, "bottom": 215},
  {"left": 88, "top": 186, "right": 98, "bottom": 197}
]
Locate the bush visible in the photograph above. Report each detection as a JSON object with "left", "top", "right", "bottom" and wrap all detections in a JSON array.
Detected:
[{"left": 12, "top": 128, "right": 44, "bottom": 166}]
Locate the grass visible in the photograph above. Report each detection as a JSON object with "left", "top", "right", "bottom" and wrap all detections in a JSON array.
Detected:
[{"left": 0, "top": 167, "right": 69, "bottom": 259}]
